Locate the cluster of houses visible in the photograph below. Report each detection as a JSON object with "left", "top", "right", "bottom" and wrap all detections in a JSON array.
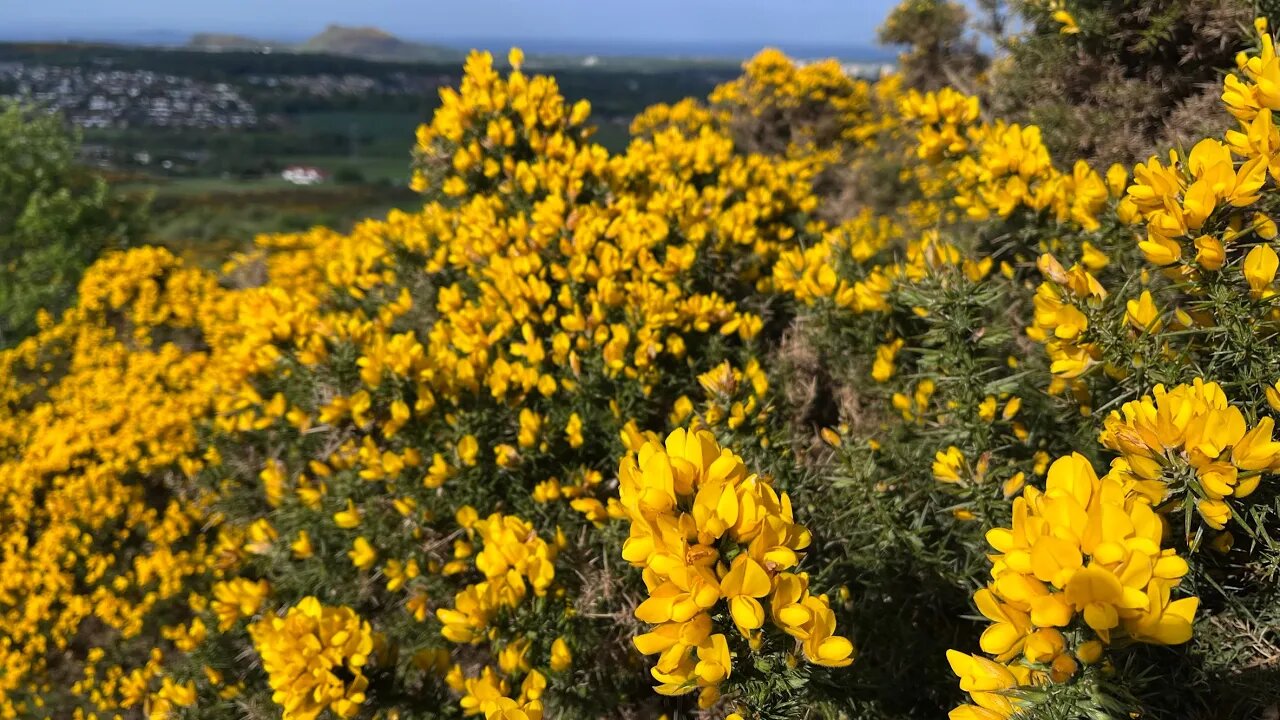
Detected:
[
  {"left": 244, "top": 70, "right": 451, "bottom": 98},
  {"left": 0, "top": 62, "right": 258, "bottom": 129}
]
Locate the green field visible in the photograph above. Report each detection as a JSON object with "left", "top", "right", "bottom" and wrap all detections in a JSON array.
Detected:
[{"left": 124, "top": 176, "right": 419, "bottom": 267}]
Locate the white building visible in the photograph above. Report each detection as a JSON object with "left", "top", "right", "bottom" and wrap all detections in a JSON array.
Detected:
[{"left": 282, "top": 166, "right": 329, "bottom": 185}]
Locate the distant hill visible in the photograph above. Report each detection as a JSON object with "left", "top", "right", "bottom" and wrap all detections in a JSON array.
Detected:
[
  {"left": 186, "top": 25, "right": 463, "bottom": 63},
  {"left": 300, "top": 25, "right": 461, "bottom": 62}
]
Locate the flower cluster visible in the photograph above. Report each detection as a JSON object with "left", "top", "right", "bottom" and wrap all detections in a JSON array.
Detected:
[
  {"left": 898, "top": 85, "right": 1117, "bottom": 231},
  {"left": 619, "top": 427, "right": 854, "bottom": 708},
  {"left": 1027, "top": 253, "right": 1109, "bottom": 380},
  {"left": 1100, "top": 379, "right": 1280, "bottom": 530},
  {"left": 1122, "top": 19, "right": 1280, "bottom": 299},
  {"left": 1127, "top": 138, "right": 1267, "bottom": 272},
  {"left": 248, "top": 597, "right": 377, "bottom": 720},
  {"left": 898, "top": 87, "right": 981, "bottom": 162},
  {"left": 694, "top": 359, "right": 771, "bottom": 431},
  {"left": 709, "top": 48, "right": 877, "bottom": 148},
  {"left": 438, "top": 512, "right": 558, "bottom": 644},
  {"left": 951, "top": 451, "right": 1198, "bottom": 717},
  {"left": 772, "top": 209, "right": 901, "bottom": 311},
  {"left": 447, "top": 665, "right": 547, "bottom": 720}
]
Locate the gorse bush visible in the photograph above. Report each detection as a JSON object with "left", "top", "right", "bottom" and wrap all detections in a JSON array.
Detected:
[
  {"left": 6, "top": 13, "right": 1280, "bottom": 720},
  {"left": 881, "top": 0, "right": 1258, "bottom": 166},
  {"left": 877, "top": 0, "right": 986, "bottom": 92},
  {"left": 985, "top": 0, "right": 1255, "bottom": 166}
]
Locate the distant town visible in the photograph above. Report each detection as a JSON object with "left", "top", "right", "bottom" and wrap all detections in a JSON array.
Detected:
[
  {"left": 0, "top": 62, "right": 257, "bottom": 129},
  {"left": 0, "top": 61, "right": 466, "bottom": 132},
  {"left": 243, "top": 71, "right": 450, "bottom": 99}
]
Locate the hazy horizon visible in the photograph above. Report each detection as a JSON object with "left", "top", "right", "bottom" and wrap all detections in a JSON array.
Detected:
[
  {"left": 0, "top": 27, "right": 898, "bottom": 61},
  {"left": 3, "top": 0, "right": 911, "bottom": 54}
]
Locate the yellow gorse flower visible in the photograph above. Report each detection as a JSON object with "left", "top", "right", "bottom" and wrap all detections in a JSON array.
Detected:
[
  {"left": 619, "top": 427, "right": 854, "bottom": 708},
  {"left": 1099, "top": 379, "right": 1280, "bottom": 530},
  {"left": 437, "top": 513, "right": 556, "bottom": 645},
  {"left": 949, "top": 449, "right": 1198, "bottom": 717},
  {"left": 248, "top": 597, "right": 376, "bottom": 720},
  {"left": 210, "top": 578, "right": 270, "bottom": 632},
  {"left": 933, "top": 446, "right": 966, "bottom": 484}
]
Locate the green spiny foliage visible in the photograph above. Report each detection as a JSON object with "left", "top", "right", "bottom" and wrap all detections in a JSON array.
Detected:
[{"left": 985, "top": 0, "right": 1254, "bottom": 165}]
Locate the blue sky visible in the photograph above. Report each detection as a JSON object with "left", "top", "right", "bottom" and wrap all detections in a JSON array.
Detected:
[{"left": 5, "top": 0, "right": 908, "bottom": 45}]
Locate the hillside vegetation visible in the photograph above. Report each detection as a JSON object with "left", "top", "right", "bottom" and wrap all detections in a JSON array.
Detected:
[{"left": 5, "top": 4, "right": 1280, "bottom": 720}]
